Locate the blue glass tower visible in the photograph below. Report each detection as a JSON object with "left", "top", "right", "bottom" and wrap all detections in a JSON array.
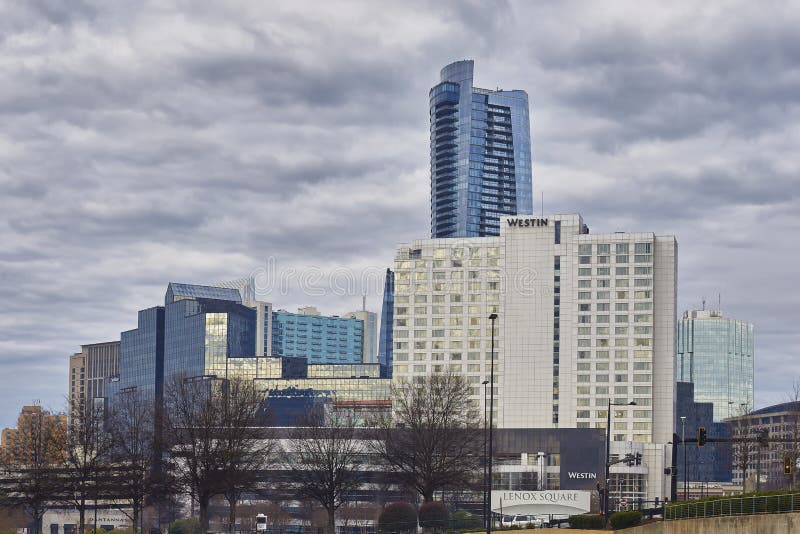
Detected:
[
  {"left": 677, "top": 310, "right": 754, "bottom": 422},
  {"left": 112, "top": 306, "right": 165, "bottom": 401},
  {"left": 377, "top": 268, "right": 394, "bottom": 377},
  {"left": 430, "top": 60, "right": 533, "bottom": 238}
]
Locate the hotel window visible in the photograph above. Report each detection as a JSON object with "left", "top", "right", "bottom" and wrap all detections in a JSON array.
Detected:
[
  {"left": 597, "top": 267, "right": 610, "bottom": 276},
  {"left": 597, "top": 303, "right": 610, "bottom": 311},
  {"left": 596, "top": 327, "right": 609, "bottom": 335},
  {"left": 598, "top": 244, "right": 611, "bottom": 254},
  {"left": 579, "top": 268, "right": 591, "bottom": 276},
  {"left": 579, "top": 292, "right": 591, "bottom": 300},
  {"left": 616, "top": 255, "right": 628, "bottom": 263},
  {"left": 634, "top": 302, "right": 653, "bottom": 311},
  {"left": 579, "top": 256, "right": 591, "bottom": 264},
  {"left": 616, "top": 267, "right": 629, "bottom": 275},
  {"left": 596, "top": 315, "right": 610, "bottom": 323},
  {"left": 578, "top": 363, "right": 590, "bottom": 371},
  {"left": 616, "top": 291, "right": 628, "bottom": 299},
  {"left": 634, "top": 243, "right": 652, "bottom": 254},
  {"left": 578, "top": 327, "right": 591, "bottom": 335},
  {"left": 579, "top": 244, "right": 592, "bottom": 254},
  {"left": 616, "top": 279, "right": 629, "bottom": 287},
  {"left": 598, "top": 256, "right": 609, "bottom": 264},
  {"left": 578, "top": 279, "right": 591, "bottom": 288},
  {"left": 634, "top": 291, "right": 652, "bottom": 299},
  {"left": 597, "top": 291, "right": 610, "bottom": 299},
  {"left": 579, "top": 304, "right": 591, "bottom": 312},
  {"left": 634, "top": 266, "right": 652, "bottom": 275},
  {"left": 616, "top": 315, "right": 629, "bottom": 323}
]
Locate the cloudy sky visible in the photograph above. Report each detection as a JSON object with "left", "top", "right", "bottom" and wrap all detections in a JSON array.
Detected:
[{"left": 1, "top": 0, "right": 799, "bottom": 428}]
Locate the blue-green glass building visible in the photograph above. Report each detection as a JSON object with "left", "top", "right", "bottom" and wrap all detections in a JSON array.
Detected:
[
  {"left": 677, "top": 310, "right": 754, "bottom": 422},
  {"left": 430, "top": 60, "right": 533, "bottom": 238},
  {"left": 271, "top": 307, "right": 364, "bottom": 364}
]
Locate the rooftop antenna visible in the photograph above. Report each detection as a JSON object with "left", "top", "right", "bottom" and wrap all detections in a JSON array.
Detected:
[
  {"left": 362, "top": 294, "right": 366, "bottom": 312},
  {"left": 702, "top": 297, "right": 706, "bottom": 311},
  {"left": 718, "top": 293, "right": 721, "bottom": 312},
  {"left": 541, "top": 191, "right": 544, "bottom": 215}
]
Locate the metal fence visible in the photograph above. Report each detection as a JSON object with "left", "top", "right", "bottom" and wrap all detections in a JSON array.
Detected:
[{"left": 666, "top": 492, "right": 800, "bottom": 520}]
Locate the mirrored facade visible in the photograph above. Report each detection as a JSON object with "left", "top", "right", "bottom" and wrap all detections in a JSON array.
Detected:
[
  {"left": 430, "top": 60, "right": 532, "bottom": 238},
  {"left": 377, "top": 268, "right": 394, "bottom": 376},
  {"left": 677, "top": 310, "right": 754, "bottom": 422}
]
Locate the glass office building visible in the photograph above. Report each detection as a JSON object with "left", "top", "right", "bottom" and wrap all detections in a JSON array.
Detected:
[
  {"left": 430, "top": 60, "right": 532, "bottom": 238},
  {"left": 112, "top": 307, "right": 165, "bottom": 400},
  {"left": 677, "top": 310, "right": 754, "bottom": 422},
  {"left": 271, "top": 307, "right": 364, "bottom": 364},
  {"left": 377, "top": 268, "right": 394, "bottom": 376},
  {"left": 164, "top": 297, "right": 256, "bottom": 379}
]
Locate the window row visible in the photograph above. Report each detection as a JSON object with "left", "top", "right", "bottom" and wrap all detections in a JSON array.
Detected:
[
  {"left": 578, "top": 290, "right": 652, "bottom": 300},
  {"left": 578, "top": 243, "right": 652, "bottom": 255},
  {"left": 578, "top": 266, "right": 653, "bottom": 276},
  {"left": 579, "top": 302, "right": 653, "bottom": 311},
  {"left": 578, "top": 255, "right": 653, "bottom": 264}
]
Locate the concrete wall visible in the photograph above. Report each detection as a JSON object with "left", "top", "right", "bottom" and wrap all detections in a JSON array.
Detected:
[{"left": 626, "top": 512, "right": 800, "bottom": 534}]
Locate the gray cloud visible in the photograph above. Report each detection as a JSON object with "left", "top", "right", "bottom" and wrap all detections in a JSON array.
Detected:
[{"left": 1, "top": 0, "right": 799, "bottom": 425}]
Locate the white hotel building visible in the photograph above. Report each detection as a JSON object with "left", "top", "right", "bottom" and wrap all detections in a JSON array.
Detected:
[{"left": 392, "top": 214, "right": 677, "bottom": 501}]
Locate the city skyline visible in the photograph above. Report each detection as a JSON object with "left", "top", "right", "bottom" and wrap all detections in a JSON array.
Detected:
[{"left": 2, "top": 1, "right": 799, "bottom": 428}]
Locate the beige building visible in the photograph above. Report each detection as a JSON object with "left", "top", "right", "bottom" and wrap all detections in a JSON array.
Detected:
[
  {"left": 68, "top": 341, "right": 119, "bottom": 415},
  {"left": 392, "top": 214, "right": 677, "bottom": 501}
]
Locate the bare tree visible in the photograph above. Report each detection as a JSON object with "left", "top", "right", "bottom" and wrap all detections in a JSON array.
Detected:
[
  {"left": 218, "top": 379, "right": 276, "bottom": 534},
  {"left": 287, "top": 410, "right": 364, "bottom": 534},
  {"left": 0, "top": 408, "right": 66, "bottom": 534},
  {"left": 730, "top": 403, "right": 758, "bottom": 491},
  {"left": 373, "top": 373, "right": 481, "bottom": 502},
  {"left": 62, "top": 398, "right": 115, "bottom": 534},
  {"left": 163, "top": 376, "right": 227, "bottom": 533},
  {"left": 164, "top": 376, "right": 273, "bottom": 534},
  {"left": 107, "top": 389, "right": 161, "bottom": 534}
]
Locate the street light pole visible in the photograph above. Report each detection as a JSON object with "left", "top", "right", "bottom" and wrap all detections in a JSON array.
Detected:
[
  {"left": 487, "top": 313, "right": 498, "bottom": 534},
  {"left": 680, "top": 416, "right": 687, "bottom": 501},
  {"left": 604, "top": 400, "right": 636, "bottom": 526},
  {"left": 482, "top": 379, "right": 489, "bottom": 531}
]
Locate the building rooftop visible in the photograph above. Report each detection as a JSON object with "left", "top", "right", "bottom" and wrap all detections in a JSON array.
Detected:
[{"left": 165, "top": 282, "right": 242, "bottom": 305}]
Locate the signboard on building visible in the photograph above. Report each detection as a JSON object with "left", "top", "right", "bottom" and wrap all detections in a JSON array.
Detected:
[
  {"left": 559, "top": 430, "right": 604, "bottom": 490},
  {"left": 491, "top": 490, "right": 591, "bottom": 516}
]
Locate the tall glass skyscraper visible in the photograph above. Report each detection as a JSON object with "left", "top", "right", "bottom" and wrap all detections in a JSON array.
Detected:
[
  {"left": 430, "top": 60, "right": 533, "bottom": 238},
  {"left": 677, "top": 310, "right": 754, "bottom": 421},
  {"left": 377, "top": 268, "right": 394, "bottom": 377}
]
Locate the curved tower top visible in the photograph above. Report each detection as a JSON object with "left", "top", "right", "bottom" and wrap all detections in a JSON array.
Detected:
[{"left": 430, "top": 60, "right": 533, "bottom": 238}]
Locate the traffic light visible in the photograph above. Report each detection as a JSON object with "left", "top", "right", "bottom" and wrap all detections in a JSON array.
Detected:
[
  {"left": 635, "top": 452, "right": 642, "bottom": 466},
  {"left": 785, "top": 456, "right": 793, "bottom": 476},
  {"left": 698, "top": 427, "right": 707, "bottom": 447}
]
